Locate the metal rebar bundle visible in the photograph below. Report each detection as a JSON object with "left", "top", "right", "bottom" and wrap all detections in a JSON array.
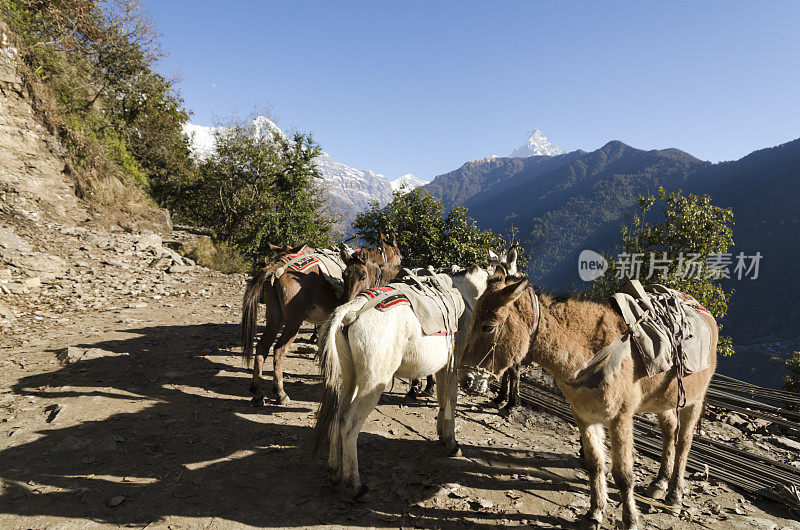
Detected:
[{"left": 503, "top": 374, "right": 800, "bottom": 509}]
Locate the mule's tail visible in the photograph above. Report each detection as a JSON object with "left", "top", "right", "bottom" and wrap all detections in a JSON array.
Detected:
[
  {"left": 240, "top": 267, "right": 272, "bottom": 366},
  {"left": 309, "top": 298, "right": 364, "bottom": 457}
]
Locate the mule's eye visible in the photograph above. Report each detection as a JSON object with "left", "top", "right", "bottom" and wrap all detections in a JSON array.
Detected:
[
  {"left": 360, "top": 273, "right": 367, "bottom": 280},
  {"left": 482, "top": 324, "right": 497, "bottom": 333}
]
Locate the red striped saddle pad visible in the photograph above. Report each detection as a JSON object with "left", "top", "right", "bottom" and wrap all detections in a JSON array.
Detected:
[
  {"left": 280, "top": 253, "right": 320, "bottom": 272},
  {"left": 358, "top": 286, "right": 410, "bottom": 310}
]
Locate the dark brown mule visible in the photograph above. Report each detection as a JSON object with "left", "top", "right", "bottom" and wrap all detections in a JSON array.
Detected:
[
  {"left": 338, "top": 246, "right": 401, "bottom": 304},
  {"left": 486, "top": 248, "right": 523, "bottom": 416},
  {"left": 460, "top": 274, "right": 717, "bottom": 530},
  {"left": 241, "top": 243, "right": 336, "bottom": 405}
]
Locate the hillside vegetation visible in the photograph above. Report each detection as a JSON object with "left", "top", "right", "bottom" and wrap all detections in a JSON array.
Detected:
[
  {"left": 1, "top": 0, "right": 192, "bottom": 226},
  {"left": 0, "top": 1, "right": 334, "bottom": 268},
  {"left": 423, "top": 139, "right": 800, "bottom": 343}
]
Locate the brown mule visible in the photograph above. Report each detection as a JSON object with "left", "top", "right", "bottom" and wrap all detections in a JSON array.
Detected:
[
  {"left": 460, "top": 273, "right": 717, "bottom": 530},
  {"left": 241, "top": 244, "right": 337, "bottom": 405},
  {"left": 338, "top": 245, "right": 401, "bottom": 304}
]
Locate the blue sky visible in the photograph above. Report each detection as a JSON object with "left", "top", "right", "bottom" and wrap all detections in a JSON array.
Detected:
[{"left": 145, "top": 1, "right": 800, "bottom": 181}]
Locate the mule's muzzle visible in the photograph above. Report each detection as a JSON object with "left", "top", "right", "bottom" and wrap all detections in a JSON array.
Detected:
[{"left": 460, "top": 367, "right": 491, "bottom": 395}]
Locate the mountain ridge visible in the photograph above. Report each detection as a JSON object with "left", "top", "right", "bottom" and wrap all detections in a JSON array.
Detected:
[{"left": 422, "top": 136, "right": 799, "bottom": 347}]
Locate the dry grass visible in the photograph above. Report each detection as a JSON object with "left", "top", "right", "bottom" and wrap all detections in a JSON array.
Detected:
[{"left": 178, "top": 237, "right": 249, "bottom": 274}]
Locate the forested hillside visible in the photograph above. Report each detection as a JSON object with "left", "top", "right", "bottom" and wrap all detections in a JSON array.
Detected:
[{"left": 423, "top": 139, "right": 800, "bottom": 343}]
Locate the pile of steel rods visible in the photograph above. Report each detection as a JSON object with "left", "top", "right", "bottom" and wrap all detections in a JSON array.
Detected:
[
  {"left": 508, "top": 376, "right": 800, "bottom": 508},
  {"left": 711, "top": 374, "right": 800, "bottom": 407}
]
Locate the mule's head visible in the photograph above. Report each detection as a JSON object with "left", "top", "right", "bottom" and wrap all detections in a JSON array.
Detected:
[
  {"left": 380, "top": 231, "right": 403, "bottom": 266},
  {"left": 487, "top": 247, "right": 519, "bottom": 277},
  {"left": 460, "top": 274, "right": 531, "bottom": 395},
  {"left": 339, "top": 250, "right": 380, "bottom": 303},
  {"left": 263, "top": 242, "right": 308, "bottom": 266}
]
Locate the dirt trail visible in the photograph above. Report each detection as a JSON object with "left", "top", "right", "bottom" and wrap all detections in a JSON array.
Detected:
[{"left": 1, "top": 230, "right": 799, "bottom": 529}]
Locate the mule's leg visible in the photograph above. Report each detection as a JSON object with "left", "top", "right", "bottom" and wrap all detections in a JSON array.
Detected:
[
  {"left": 272, "top": 314, "right": 304, "bottom": 404},
  {"left": 340, "top": 383, "right": 385, "bottom": 499},
  {"left": 250, "top": 295, "right": 282, "bottom": 407},
  {"left": 436, "top": 368, "right": 461, "bottom": 456},
  {"left": 404, "top": 379, "right": 421, "bottom": 401},
  {"left": 499, "top": 364, "right": 521, "bottom": 417},
  {"left": 665, "top": 401, "right": 704, "bottom": 508},
  {"left": 491, "top": 370, "right": 510, "bottom": 407},
  {"left": 436, "top": 370, "right": 446, "bottom": 441},
  {"left": 647, "top": 409, "right": 677, "bottom": 499},
  {"left": 421, "top": 374, "right": 436, "bottom": 397},
  {"left": 609, "top": 415, "right": 639, "bottom": 530},
  {"left": 327, "top": 365, "right": 356, "bottom": 487},
  {"left": 577, "top": 421, "right": 607, "bottom": 530}
]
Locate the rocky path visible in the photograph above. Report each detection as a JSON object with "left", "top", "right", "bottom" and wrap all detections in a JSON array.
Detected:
[{"left": 1, "top": 226, "right": 799, "bottom": 529}]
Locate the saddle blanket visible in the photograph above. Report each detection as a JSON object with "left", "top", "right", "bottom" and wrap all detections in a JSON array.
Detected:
[
  {"left": 271, "top": 249, "right": 345, "bottom": 296},
  {"left": 614, "top": 280, "right": 714, "bottom": 376},
  {"left": 570, "top": 280, "right": 715, "bottom": 388},
  {"left": 358, "top": 286, "right": 411, "bottom": 310},
  {"left": 347, "top": 270, "right": 465, "bottom": 336},
  {"left": 279, "top": 253, "right": 320, "bottom": 272}
]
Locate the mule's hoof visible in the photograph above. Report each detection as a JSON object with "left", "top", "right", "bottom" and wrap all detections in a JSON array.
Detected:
[
  {"left": 489, "top": 397, "right": 505, "bottom": 408},
  {"left": 403, "top": 392, "right": 419, "bottom": 403},
  {"left": 326, "top": 472, "right": 342, "bottom": 489},
  {"left": 275, "top": 392, "right": 291, "bottom": 405},
  {"left": 446, "top": 443, "right": 462, "bottom": 457},
  {"left": 646, "top": 481, "right": 668, "bottom": 500},
  {"left": 498, "top": 405, "right": 515, "bottom": 418},
  {"left": 664, "top": 490, "right": 682, "bottom": 507},
  {"left": 664, "top": 491, "right": 684, "bottom": 516},
  {"left": 251, "top": 395, "right": 266, "bottom": 408},
  {"left": 353, "top": 484, "right": 372, "bottom": 503},
  {"left": 579, "top": 514, "right": 601, "bottom": 530}
]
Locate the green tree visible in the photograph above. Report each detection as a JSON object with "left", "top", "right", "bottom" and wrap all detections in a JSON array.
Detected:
[
  {"left": 785, "top": 352, "right": 800, "bottom": 393},
  {"left": 353, "top": 188, "right": 508, "bottom": 268},
  {"left": 588, "top": 187, "right": 735, "bottom": 355},
  {"left": 179, "top": 116, "right": 333, "bottom": 261}
]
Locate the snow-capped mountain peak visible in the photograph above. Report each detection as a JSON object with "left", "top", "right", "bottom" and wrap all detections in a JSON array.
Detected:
[
  {"left": 182, "top": 117, "right": 393, "bottom": 226},
  {"left": 391, "top": 173, "right": 427, "bottom": 194},
  {"left": 252, "top": 115, "right": 285, "bottom": 139},
  {"left": 509, "top": 129, "right": 564, "bottom": 158}
]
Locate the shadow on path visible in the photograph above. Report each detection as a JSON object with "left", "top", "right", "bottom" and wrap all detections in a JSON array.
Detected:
[{"left": 1, "top": 322, "right": 582, "bottom": 527}]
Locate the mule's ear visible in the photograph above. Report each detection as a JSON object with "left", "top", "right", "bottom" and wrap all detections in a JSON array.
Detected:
[
  {"left": 352, "top": 250, "right": 366, "bottom": 264},
  {"left": 498, "top": 277, "right": 529, "bottom": 306},
  {"left": 379, "top": 231, "right": 387, "bottom": 244},
  {"left": 490, "top": 266, "right": 506, "bottom": 282},
  {"left": 340, "top": 245, "right": 354, "bottom": 263},
  {"left": 389, "top": 231, "right": 398, "bottom": 247},
  {"left": 488, "top": 249, "right": 499, "bottom": 260},
  {"left": 506, "top": 247, "right": 518, "bottom": 276},
  {"left": 268, "top": 242, "right": 282, "bottom": 252}
]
